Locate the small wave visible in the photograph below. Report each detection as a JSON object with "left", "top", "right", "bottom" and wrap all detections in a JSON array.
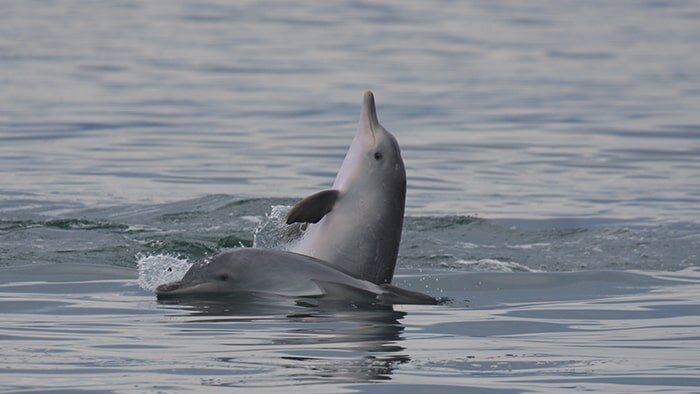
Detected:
[
  {"left": 505, "top": 242, "right": 551, "bottom": 250},
  {"left": 458, "top": 242, "right": 497, "bottom": 249},
  {"left": 124, "top": 224, "right": 158, "bottom": 233},
  {"left": 136, "top": 254, "right": 192, "bottom": 292},
  {"left": 45, "top": 218, "right": 129, "bottom": 230},
  {"left": 450, "top": 259, "right": 538, "bottom": 273},
  {"left": 0, "top": 218, "right": 128, "bottom": 231}
]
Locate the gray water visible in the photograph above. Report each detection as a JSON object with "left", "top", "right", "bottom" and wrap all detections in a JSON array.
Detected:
[{"left": 1, "top": 1, "right": 700, "bottom": 392}]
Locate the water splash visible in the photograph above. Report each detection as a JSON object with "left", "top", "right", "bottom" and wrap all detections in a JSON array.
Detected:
[
  {"left": 136, "top": 253, "right": 192, "bottom": 292},
  {"left": 253, "top": 205, "right": 302, "bottom": 250},
  {"left": 136, "top": 204, "right": 297, "bottom": 293}
]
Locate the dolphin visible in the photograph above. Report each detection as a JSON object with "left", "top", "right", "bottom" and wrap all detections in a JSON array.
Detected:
[
  {"left": 287, "top": 91, "right": 405, "bottom": 285},
  {"left": 155, "top": 248, "right": 436, "bottom": 305},
  {"left": 154, "top": 92, "right": 434, "bottom": 304}
]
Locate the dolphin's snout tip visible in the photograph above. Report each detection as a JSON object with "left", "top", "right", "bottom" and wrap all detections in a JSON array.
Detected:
[
  {"left": 361, "top": 91, "right": 379, "bottom": 128},
  {"left": 362, "top": 91, "right": 375, "bottom": 109},
  {"left": 155, "top": 281, "right": 182, "bottom": 295}
]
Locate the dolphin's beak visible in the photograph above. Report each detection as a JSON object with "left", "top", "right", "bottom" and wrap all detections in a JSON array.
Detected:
[
  {"left": 155, "top": 280, "right": 184, "bottom": 295},
  {"left": 359, "top": 90, "right": 380, "bottom": 146},
  {"left": 155, "top": 277, "right": 219, "bottom": 297}
]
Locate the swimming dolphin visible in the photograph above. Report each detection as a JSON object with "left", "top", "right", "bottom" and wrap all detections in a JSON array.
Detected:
[
  {"left": 287, "top": 91, "right": 405, "bottom": 285},
  {"left": 155, "top": 248, "right": 436, "bottom": 305}
]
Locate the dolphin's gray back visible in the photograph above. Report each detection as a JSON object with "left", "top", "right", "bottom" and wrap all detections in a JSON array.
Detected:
[
  {"left": 214, "top": 248, "right": 359, "bottom": 279},
  {"left": 166, "top": 248, "right": 435, "bottom": 304},
  {"left": 211, "top": 248, "right": 377, "bottom": 296}
]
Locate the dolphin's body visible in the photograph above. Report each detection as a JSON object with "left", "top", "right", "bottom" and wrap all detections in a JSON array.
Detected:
[
  {"left": 287, "top": 91, "right": 405, "bottom": 285},
  {"left": 155, "top": 248, "right": 436, "bottom": 305}
]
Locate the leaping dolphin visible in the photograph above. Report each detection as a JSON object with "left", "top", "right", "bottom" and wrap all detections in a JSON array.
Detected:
[
  {"left": 287, "top": 91, "right": 405, "bottom": 285},
  {"left": 154, "top": 92, "right": 434, "bottom": 305},
  {"left": 155, "top": 248, "right": 436, "bottom": 305}
]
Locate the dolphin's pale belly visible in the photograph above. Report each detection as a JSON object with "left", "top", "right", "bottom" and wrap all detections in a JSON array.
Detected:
[
  {"left": 291, "top": 192, "right": 402, "bottom": 285},
  {"left": 291, "top": 203, "right": 372, "bottom": 274}
]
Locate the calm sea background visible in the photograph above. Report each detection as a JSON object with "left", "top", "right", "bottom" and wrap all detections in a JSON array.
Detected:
[{"left": 1, "top": 1, "right": 699, "bottom": 393}]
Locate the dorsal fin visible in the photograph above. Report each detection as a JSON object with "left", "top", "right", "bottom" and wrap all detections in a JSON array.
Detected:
[{"left": 286, "top": 190, "right": 340, "bottom": 224}]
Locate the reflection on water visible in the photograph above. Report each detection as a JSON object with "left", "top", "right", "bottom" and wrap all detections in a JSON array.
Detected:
[
  {"left": 158, "top": 293, "right": 409, "bottom": 383},
  {"left": 1, "top": 265, "right": 699, "bottom": 392}
]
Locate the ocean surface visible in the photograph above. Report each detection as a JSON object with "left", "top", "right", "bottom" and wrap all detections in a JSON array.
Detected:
[{"left": 1, "top": 1, "right": 699, "bottom": 392}]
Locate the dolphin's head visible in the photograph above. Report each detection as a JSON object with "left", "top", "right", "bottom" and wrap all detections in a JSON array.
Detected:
[
  {"left": 155, "top": 259, "right": 240, "bottom": 296},
  {"left": 333, "top": 91, "right": 406, "bottom": 196}
]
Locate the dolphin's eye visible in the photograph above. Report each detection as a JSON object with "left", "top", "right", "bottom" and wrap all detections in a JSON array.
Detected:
[
  {"left": 374, "top": 151, "right": 383, "bottom": 160},
  {"left": 219, "top": 274, "right": 229, "bottom": 281}
]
